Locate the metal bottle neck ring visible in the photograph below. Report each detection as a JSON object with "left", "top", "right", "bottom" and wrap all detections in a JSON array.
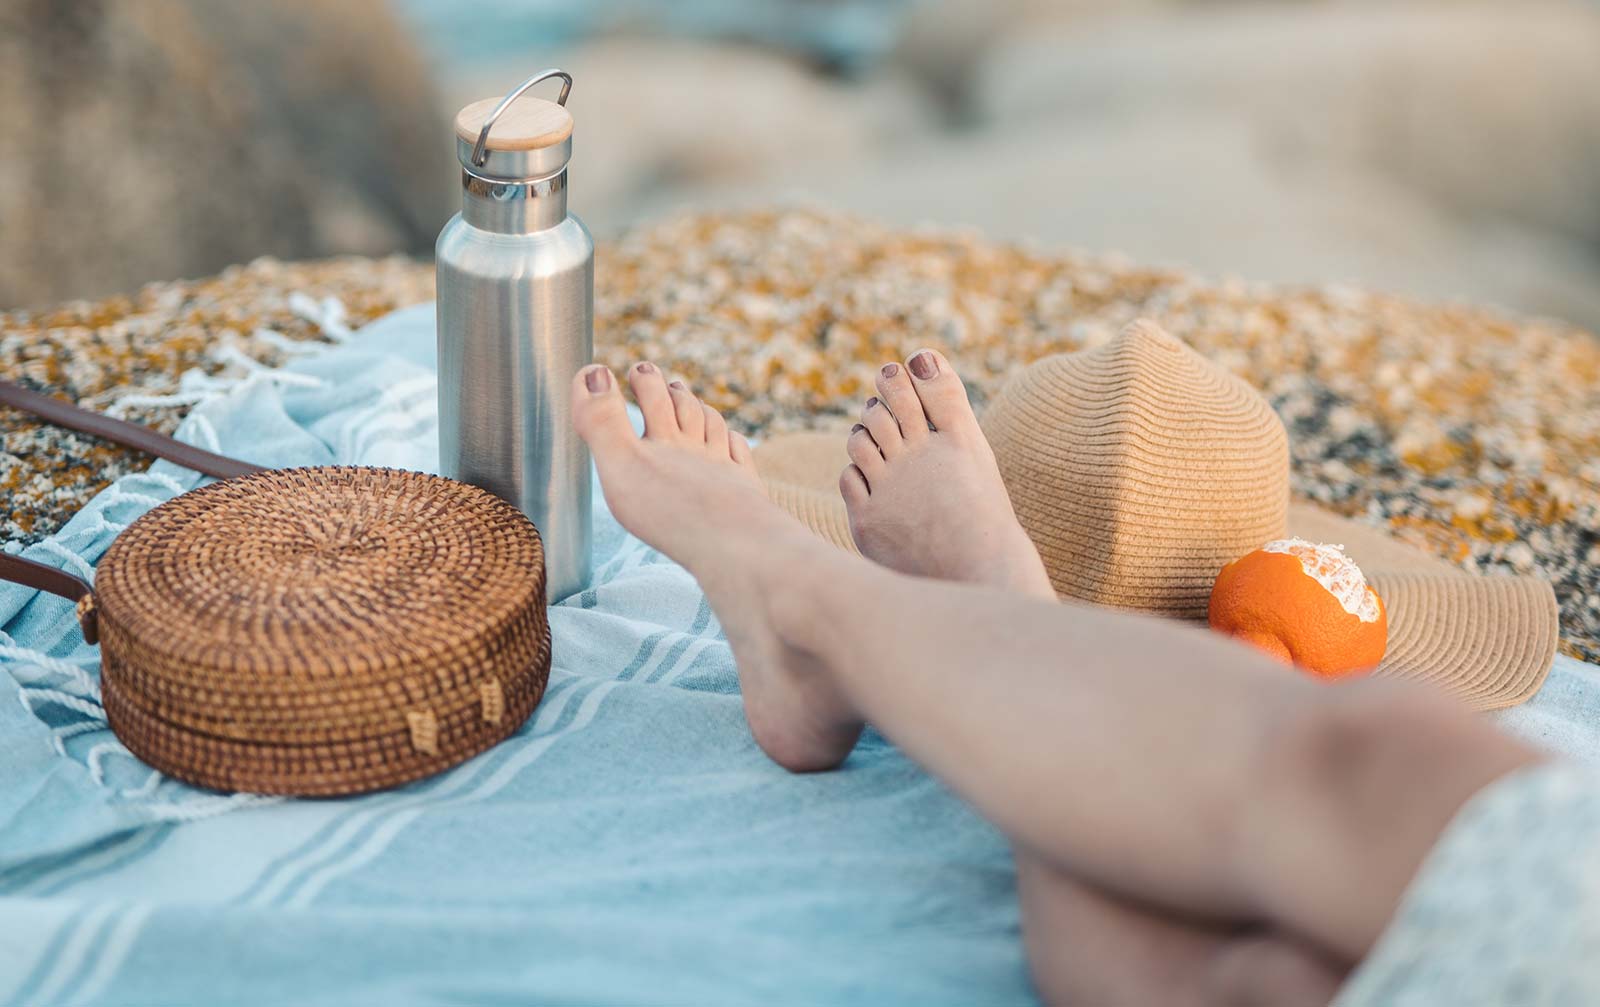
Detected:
[
  {"left": 455, "top": 69, "right": 575, "bottom": 234},
  {"left": 461, "top": 167, "right": 568, "bottom": 234}
]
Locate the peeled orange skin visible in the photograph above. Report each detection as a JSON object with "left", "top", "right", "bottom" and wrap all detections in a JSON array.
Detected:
[{"left": 1208, "top": 550, "right": 1388, "bottom": 679}]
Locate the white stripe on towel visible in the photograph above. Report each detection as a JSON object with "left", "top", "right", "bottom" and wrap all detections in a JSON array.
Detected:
[
  {"left": 654, "top": 636, "right": 723, "bottom": 686},
  {"left": 21, "top": 902, "right": 121, "bottom": 1006},
  {"left": 243, "top": 677, "right": 590, "bottom": 909},
  {"left": 60, "top": 903, "right": 154, "bottom": 1006},
  {"left": 281, "top": 679, "right": 618, "bottom": 909}
]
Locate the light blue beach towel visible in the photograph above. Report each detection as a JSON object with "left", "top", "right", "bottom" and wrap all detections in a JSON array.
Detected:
[
  {"left": 2, "top": 304, "right": 1597, "bottom": 1005},
  {"left": 0, "top": 306, "right": 1022, "bottom": 1006}
]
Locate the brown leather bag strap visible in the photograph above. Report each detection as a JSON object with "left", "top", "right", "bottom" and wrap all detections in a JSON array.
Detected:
[
  {"left": 0, "top": 551, "right": 90, "bottom": 602},
  {"left": 0, "top": 552, "right": 99, "bottom": 642},
  {"left": 0, "top": 379, "right": 266, "bottom": 642},
  {"left": 0, "top": 380, "right": 266, "bottom": 481}
]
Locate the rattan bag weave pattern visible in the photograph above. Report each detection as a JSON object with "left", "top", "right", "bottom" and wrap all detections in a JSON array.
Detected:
[
  {"left": 0, "top": 382, "right": 552, "bottom": 797},
  {"left": 91, "top": 467, "right": 551, "bottom": 795}
]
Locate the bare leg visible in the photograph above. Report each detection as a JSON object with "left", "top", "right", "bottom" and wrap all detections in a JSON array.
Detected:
[
  {"left": 1016, "top": 851, "right": 1345, "bottom": 1007},
  {"left": 572, "top": 361, "right": 1543, "bottom": 967},
  {"left": 844, "top": 349, "right": 1348, "bottom": 1002}
]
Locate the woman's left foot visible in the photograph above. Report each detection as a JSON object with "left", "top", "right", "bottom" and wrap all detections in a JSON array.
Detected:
[
  {"left": 840, "top": 349, "right": 1054, "bottom": 600},
  {"left": 571, "top": 362, "right": 865, "bottom": 772}
]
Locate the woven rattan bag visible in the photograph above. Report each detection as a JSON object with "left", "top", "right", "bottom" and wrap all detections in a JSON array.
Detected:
[{"left": 0, "top": 381, "right": 552, "bottom": 796}]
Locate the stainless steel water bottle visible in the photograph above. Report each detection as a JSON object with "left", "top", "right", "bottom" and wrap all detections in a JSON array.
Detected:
[{"left": 437, "top": 69, "right": 593, "bottom": 600}]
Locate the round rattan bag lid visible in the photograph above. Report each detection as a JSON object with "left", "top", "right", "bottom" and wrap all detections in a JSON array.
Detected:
[{"left": 88, "top": 466, "right": 551, "bottom": 797}]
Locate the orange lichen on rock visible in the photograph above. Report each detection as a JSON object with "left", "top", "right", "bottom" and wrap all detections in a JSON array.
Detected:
[{"left": 4, "top": 209, "right": 1598, "bottom": 662}]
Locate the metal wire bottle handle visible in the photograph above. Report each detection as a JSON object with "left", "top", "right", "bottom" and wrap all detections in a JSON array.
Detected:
[{"left": 470, "top": 69, "right": 573, "bottom": 168}]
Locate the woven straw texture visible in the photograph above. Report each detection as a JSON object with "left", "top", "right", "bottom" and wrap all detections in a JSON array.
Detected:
[
  {"left": 1368, "top": 571, "right": 1557, "bottom": 710},
  {"left": 980, "top": 320, "right": 1290, "bottom": 619},
  {"left": 756, "top": 320, "right": 1558, "bottom": 712},
  {"left": 93, "top": 466, "right": 551, "bottom": 796}
]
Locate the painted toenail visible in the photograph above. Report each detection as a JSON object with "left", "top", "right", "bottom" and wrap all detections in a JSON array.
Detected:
[
  {"left": 636, "top": 362, "right": 656, "bottom": 374},
  {"left": 850, "top": 423, "right": 866, "bottom": 434},
  {"left": 669, "top": 380, "right": 687, "bottom": 390},
  {"left": 865, "top": 396, "right": 880, "bottom": 410},
  {"left": 584, "top": 366, "right": 611, "bottom": 393},
  {"left": 881, "top": 363, "right": 900, "bottom": 379},
  {"left": 909, "top": 351, "right": 939, "bottom": 380}
]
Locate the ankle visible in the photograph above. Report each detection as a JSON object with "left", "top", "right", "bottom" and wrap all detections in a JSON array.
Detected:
[
  {"left": 759, "top": 535, "right": 865, "bottom": 670},
  {"left": 993, "top": 536, "right": 1056, "bottom": 600},
  {"left": 762, "top": 548, "right": 836, "bottom": 658}
]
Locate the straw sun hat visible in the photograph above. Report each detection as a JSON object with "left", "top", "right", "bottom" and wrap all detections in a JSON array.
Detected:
[{"left": 756, "top": 321, "right": 1559, "bottom": 711}]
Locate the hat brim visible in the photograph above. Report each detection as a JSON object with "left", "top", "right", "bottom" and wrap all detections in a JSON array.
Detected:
[{"left": 755, "top": 431, "right": 1558, "bottom": 712}]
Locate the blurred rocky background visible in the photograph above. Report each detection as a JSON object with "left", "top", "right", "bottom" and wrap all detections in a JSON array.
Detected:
[
  {"left": 0, "top": 0, "right": 454, "bottom": 311},
  {"left": 3, "top": 0, "right": 1599, "bottom": 329}
]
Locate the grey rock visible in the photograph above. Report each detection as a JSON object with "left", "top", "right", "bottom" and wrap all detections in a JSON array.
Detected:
[
  {"left": 0, "top": 0, "right": 456, "bottom": 308},
  {"left": 977, "top": 1, "right": 1600, "bottom": 252}
]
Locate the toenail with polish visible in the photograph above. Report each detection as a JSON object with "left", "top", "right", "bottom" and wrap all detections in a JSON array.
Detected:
[
  {"left": 636, "top": 362, "right": 656, "bottom": 374},
  {"left": 865, "top": 396, "right": 880, "bottom": 410},
  {"left": 881, "top": 363, "right": 900, "bottom": 379},
  {"left": 669, "top": 380, "right": 687, "bottom": 390},
  {"left": 851, "top": 423, "right": 866, "bottom": 434},
  {"left": 584, "top": 367, "right": 610, "bottom": 393},
  {"left": 909, "top": 351, "right": 939, "bottom": 380}
]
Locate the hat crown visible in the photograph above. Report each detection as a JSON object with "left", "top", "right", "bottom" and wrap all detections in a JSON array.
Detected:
[{"left": 980, "top": 320, "right": 1289, "bottom": 618}]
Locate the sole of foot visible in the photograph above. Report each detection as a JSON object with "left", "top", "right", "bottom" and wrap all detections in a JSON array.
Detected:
[
  {"left": 571, "top": 361, "right": 865, "bottom": 771},
  {"left": 840, "top": 348, "right": 1054, "bottom": 600}
]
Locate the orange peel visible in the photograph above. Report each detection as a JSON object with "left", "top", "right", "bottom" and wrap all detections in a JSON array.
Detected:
[{"left": 1209, "top": 538, "right": 1388, "bottom": 678}]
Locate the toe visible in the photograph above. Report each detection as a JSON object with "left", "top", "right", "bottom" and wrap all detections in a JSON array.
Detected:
[
  {"left": 701, "top": 402, "right": 729, "bottom": 456},
  {"left": 839, "top": 464, "right": 870, "bottom": 505},
  {"left": 729, "top": 430, "right": 755, "bottom": 469},
  {"left": 667, "top": 380, "right": 706, "bottom": 441},
  {"left": 874, "top": 362, "right": 927, "bottom": 444},
  {"left": 571, "top": 365, "right": 637, "bottom": 459},
  {"left": 846, "top": 424, "right": 885, "bottom": 481},
  {"left": 729, "top": 429, "right": 752, "bottom": 467},
  {"left": 906, "top": 349, "right": 978, "bottom": 436},
  {"left": 860, "top": 396, "right": 903, "bottom": 460},
  {"left": 628, "top": 362, "right": 679, "bottom": 438}
]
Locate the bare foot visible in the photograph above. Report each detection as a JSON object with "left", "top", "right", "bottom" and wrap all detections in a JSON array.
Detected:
[
  {"left": 840, "top": 349, "right": 1054, "bottom": 600},
  {"left": 571, "top": 361, "right": 864, "bottom": 771}
]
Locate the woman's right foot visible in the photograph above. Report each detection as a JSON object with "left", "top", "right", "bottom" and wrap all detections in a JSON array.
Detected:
[
  {"left": 571, "top": 361, "right": 864, "bottom": 772},
  {"left": 840, "top": 349, "right": 1055, "bottom": 600}
]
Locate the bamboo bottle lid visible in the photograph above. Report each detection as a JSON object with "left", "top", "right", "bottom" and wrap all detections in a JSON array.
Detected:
[
  {"left": 455, "top": 69, "right": 575, "bottom": 180},
  {"left": 453, "top": 96, "right": 572, "bottom": 151}
]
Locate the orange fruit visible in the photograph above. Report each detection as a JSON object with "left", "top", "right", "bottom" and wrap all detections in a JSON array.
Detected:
[{"left": 1208, "top": 538, "right": 1387, "bottom": 679}]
